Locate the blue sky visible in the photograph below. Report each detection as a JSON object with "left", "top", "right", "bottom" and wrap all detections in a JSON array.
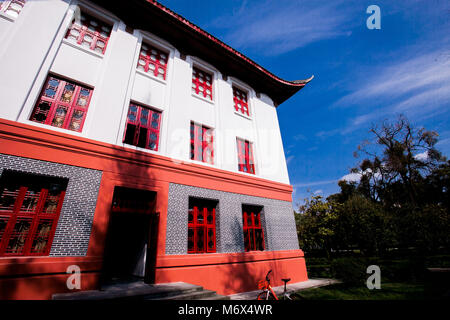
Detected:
[{"left": 158, "top": 0, "right": 450, "bottom": 206}]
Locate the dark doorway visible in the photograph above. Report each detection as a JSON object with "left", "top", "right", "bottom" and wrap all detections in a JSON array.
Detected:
[{"left": 102, "top": 187, "right": 158, "bottom": 284}]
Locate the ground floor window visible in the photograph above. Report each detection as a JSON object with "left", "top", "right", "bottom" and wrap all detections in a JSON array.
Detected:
[
  {"left": 187, "top": 198, "right": 216, "bottom": 253},
  {"left": 0, "top": 170, "right": 67, "bottom": 256},
  {"left": 242, "top": 205, "right": 265, "bottom": 252}
]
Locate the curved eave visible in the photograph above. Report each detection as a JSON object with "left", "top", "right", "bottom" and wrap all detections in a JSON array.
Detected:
[{"left": 91, "top": 0, "right": 313, "bottom": 105}]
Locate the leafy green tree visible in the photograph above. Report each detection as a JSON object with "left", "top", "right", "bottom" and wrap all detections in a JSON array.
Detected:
[
  {"left": 338, "top": 194, "right": 394, "bottom": 256},
  {"left": 296, "top": 195, "right": 340, "bottom": 260}
]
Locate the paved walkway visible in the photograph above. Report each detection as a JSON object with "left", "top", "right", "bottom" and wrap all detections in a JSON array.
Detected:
[{"left": 228, "top": 278, "right": 340, "bottom": 300}]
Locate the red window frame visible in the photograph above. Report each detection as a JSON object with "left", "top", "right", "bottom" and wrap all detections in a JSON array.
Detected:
[
  {"left": 0, "top": 172, "right": 67, "bottom": 257},
  {"left": 0, "top": 0, "right": 26, "bottom": 18},
  {"left": 65, "top": 11, "right": 112, "bottom": 54},
  {"left": 30, "top": 75, "right": 93, "bottom": 132},
  {"left": 233, "top": 87, "right": 249, "bottom": 116},
  {"left": 242, "top": 207, "right": 265, "bottom": 252},
  {"left": 137, "top": 43, "right": 169, "bottom": 80},
  {"left": 123, "top": 103, "right": 162, "bottom": 151},
  {"left": 236, "top": 138, "right": 255, "bottom": 174},
  {"left": 192, "top": 67, "right": 213, "bottom": 100},
  {"left": 187, "top": 202, "right": 216, "bottom": 254},
  {"left": 190, "top": 122, "right": 214, "bottom": 164}
]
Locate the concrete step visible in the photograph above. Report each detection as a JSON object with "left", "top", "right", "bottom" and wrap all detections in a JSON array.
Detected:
[
  {"left": 52, "top": 281, "right": 204, "bottom": 300},
  {"left": 150, "top": 289, "right": 230, "bottom": 300}
]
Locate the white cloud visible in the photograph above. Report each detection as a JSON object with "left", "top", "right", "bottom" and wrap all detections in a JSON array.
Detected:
[
  {"left": 334, "top": 48, "right": 450, "bottom": 132},
  {"left": 286, "top": 155, "right": 295, "bottom": 164},
  {"left": 294, "top": 179, "right": 337, "bottom": 188},
  {"left": 210, "top": 0, "right": 358, "bottom": 55},
  {"left": 313, "top": 189, "right": 323, "bottom": 195},
  {"left": 414, "top": 151, "right": 428, "bottom": 161},
  {"left": 339, "top": 172, "right": 361, "bottom": 183}
]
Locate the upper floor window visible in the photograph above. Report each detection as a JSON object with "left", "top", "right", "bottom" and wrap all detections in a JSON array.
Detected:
[
  {"left": 137, "top": 43, "right": 168, "bottom": 80},
  {"left": 0, "top": 0, "right": 26, "bottom": 19},
  {"left": 0, "top": 170, "right": 67, "bottom": 257},
  {"left": 233, "top": 87, "right": 249, "bottom": 117},
  {"left": 30, "top": 75, "right": 93, "bottom": 132},
  {"left": 190, "top": 122, "right": 214, "bottom": 164},
  {"left": 187, "top": 198, "right": 216, "bottom": 254},
  {"left": 123, "top": 103, "right": 162, "bottom": 151},
  {"left": 65, "top": 11, "right": 112, "bottom": 54},
  {"left": 192, "top": 67, "right": 213, "bottom": 101},
  {"left": 237, "top": 138, "right": 255, "bottom": 174},
  {"left": 242, "top": 205, "right": 265, "bottom": 252}
]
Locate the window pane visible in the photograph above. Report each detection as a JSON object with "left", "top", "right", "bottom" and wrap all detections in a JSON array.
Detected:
[
  {"left": 5, "top": 218, "right": 32, "bottom": 254},
  {"left": 30, "top": 219, "right": 53, "bottom": 254},
  {"left": 0, "top": 185, "right": 20, "bottom": 212},
  {"left": 60, "top": 84, "right": 75, "bottom": 103},
  {"left": 196, "top": 227, "right": 205, "bottom": 252},
  {"left": 255, "top": 229, "right": 264, "bottom": 251},
  {"left": 31, "top": 101, "right": 51, "bottom": 123},
  {"left": 68, "top": 110, "right": 84, "bottom": 131},
  {"left": 0, "top": 216, "right": 9, "bottom": 242},
  {"left": 76, "top": 88, "right": 90, "bottom": 107},
  {"left": 123, "top": 123, "right": 136, "bottom": 145},
  {"left": 20, "top": 186, "right": 41, "bottom": 214},
  {"left": 51, "top": 106, "right": 68, "bottom": 128}
]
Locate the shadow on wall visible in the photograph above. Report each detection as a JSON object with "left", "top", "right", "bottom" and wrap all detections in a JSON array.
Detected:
[
  {"left": 0, "top": 144, "right": 161, "bottom": 299},
  {"left": 219, "top": 216, "right": 281, "bottom": 295}
]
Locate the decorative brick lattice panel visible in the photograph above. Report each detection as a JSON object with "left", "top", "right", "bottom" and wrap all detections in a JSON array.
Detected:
[
  {"left": 0, "top": 154, "right": 102, "bottom": 256},
  {"left": 166, "top": 183, "right": 299, "bottom": 255}
]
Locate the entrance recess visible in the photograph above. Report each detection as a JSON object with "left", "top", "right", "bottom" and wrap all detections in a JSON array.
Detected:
[{"left": 102, "top": 187, "right": 159, "bottom": 284}]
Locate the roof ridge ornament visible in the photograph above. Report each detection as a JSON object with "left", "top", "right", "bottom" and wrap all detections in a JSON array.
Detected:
[{"left": 292, "top": 75, "right": 314, "bottom": 85}]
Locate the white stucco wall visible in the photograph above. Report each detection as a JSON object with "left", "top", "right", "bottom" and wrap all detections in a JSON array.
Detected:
[{"left": 0, "top": 0, "right": 291, "bottom": 185}]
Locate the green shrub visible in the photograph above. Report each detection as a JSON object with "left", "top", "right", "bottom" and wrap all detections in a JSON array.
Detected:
[{"left": 331, "top": 257, "right": 367, "bottom": 284}]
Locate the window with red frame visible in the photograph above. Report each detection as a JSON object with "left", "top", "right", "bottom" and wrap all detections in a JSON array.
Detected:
[
  {"left": 192, "top": 67, "right": 213, "bottom": 100},
  {"left": 30, "top": 75, "right": 93, "bottom": 132},
  {"left": 190, "top": 122, "right": 214, "bottom": 164},
  {"left": 0, "top": 0, "right": 26, "bottom": 18},
  {"left": 187, "top": 198, "right": 216, "bottom": 254},
  {"left": 137, "top": 43, "right": 168, "bottom": 80},
  {"left": 65, "top": 11, "right": 112, "bottom": 54},
  {"left": 123, "top": 103, "right": 162, "bottom": 151},
  {"left": 236, "top": 138, "right": 255, "bottom": 174},
  {"left": 233, "top": 87, "right": 249, "bottom": 116},
  {"left": 242, "top": 205, "right": 265, "bottom": 252},
  {"left": 0, "top": 171, "right": 67, "bottom": 257}
]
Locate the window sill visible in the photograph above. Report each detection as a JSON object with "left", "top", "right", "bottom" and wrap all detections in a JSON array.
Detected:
[
  {"left": 189, "top": 158, "right": 215, "bottom": 168},
  {"left": 234, "top": 111, "right": 252, "bottom": 121},
  {"left": 0, "top": 11, "right": 16, "bottom": 22},
  {"left": 62, "top": 38, "right": 105, "bottom": 59},
  {"left": 121, "top": 142, "right": 160, "bottom": 156},
  {"left": 237, "top": 169, "right": 257, "bottom": 177},
  {"left": 22, "top": 120, "right": 86, "bottom": 137},
  {"left": 191, "top": 92, "right": 215, "bottom": 105},
  {"left": 136, "top": 68, "right": 167, "bottom": 85}
]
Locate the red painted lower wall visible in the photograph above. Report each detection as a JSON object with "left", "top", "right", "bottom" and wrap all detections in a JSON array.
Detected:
[
  {"left": 0, "top": 119, "right": 308, "bottom": 299},
  {"left": 156, "top": 250, "right": 308, "bottom": 295}
]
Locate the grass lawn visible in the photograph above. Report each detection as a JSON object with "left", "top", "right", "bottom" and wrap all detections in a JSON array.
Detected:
[{"left": 292, "top": 282, "right": 428, "bottom": 300}]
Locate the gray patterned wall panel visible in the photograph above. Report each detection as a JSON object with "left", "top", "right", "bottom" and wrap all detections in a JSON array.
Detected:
[
  {"left": 0, "top": 153, "right": 102, "bottom": 256},
  {"left": 166, "top": 183, "right": 299, "bottom": 255}
]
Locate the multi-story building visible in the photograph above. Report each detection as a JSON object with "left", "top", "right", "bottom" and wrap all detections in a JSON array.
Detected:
[{"left": 0, "top": 0, "right": 312, "bottom": 299}]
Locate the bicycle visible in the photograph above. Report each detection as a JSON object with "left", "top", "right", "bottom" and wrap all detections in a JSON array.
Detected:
[{"left": 256, "top": 270, "right": 292, "bottom": 300}]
